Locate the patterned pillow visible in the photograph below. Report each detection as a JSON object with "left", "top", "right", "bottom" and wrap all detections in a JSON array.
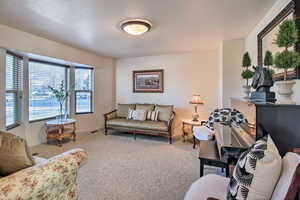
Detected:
[
  {"left": 227, "top": 136, "right": 282, "bottom": 200},
  {"left": 132, "top": 110, "right": 147, "bottom": 121},
  {"left": 146, "top": 110, "right": 159, "bottom": 121},
  {"left": 127, "top": 109, "right": 135, "bottom": 119}
]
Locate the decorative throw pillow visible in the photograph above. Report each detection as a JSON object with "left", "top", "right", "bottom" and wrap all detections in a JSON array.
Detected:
[
  {"left": 227, "top": 135, "right": 282, "bottom": 200},
  {"left": 132, "top": 109, "right": 147, "bottom": 121},
  {"left": 271, "top": 152, "right": 300, "bottom": 200},
  {"left": 154, "top": 105, "right": 173, "bottom": 122},
  {"left": 146, "top": 110, "right": 159, "bottom": 121},
  {"left": 117, "top": 104, "right": 136, "bottom": 118},
  {"left": 0, "top": 131, "right": 35, "bottom": 176},
  {"left": 127, "top": 109, "right": 135, "bottom": 119}
]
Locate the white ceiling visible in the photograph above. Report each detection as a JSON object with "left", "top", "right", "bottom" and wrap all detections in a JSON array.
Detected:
[{"left": 0, "top": 0, "right": 276, "bottom": 58}]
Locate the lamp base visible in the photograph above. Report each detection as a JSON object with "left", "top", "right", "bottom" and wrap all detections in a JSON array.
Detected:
[{"left": 192, "top": 113, "right": 199, "bottom": 122}]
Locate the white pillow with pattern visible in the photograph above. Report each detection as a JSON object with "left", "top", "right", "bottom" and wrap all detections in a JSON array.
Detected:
[
  {"left": 127, "top": 109, "right": 135, "bottom": 119},
  {"left": 227, "top": 135, "right": 282, "bottom": 200},
  {"left": 131, "top": 109, "right": 147, "bottom": 121}
]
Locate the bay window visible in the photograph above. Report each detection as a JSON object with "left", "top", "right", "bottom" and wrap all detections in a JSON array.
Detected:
[
  {"left": 29, "top": 60, "right": 68, "bottom": 121},
  {"left": 5, "top": 53, "right": 22, "bottom": 128},
  {"left": 4, "top": 49, "right": 94, "bottom": 127},
  {"left": 75, "top": 67, "right": 93, "bottom": 114}
]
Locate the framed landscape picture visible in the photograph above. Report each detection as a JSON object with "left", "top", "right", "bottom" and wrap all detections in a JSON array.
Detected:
[{"left": 133, "top": 69, "right": 164, "bottom": 93}]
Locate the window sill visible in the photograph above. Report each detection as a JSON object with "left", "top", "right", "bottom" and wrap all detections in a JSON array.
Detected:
[
  {"left": 6, "top": 123, "right": 20, "bottom": 131},
  {"left": 29, "top": 116, "right": 56, "bottom": 124},
  {"left": 75, "top": 112, "right": 94, "bottom": 115}
]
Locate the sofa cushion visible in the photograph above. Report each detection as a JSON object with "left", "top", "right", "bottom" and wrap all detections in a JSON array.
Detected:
[
  {"left": 0, "top": 131, "right": 35, "bottom": 176},
  {"left": 271, "top": 152, "right": 300, "bottom": 200},
  {"left": 107, "top": 118, "right": 141, "bottom": 128},
  {"left": 107, "top": 118, "right": 168, "bottom": 131},
  {"left": 117, "top": 104, "right": 136, "bottom": 118},
  {"left": 137, "top": 121, "right": 168, "bottom": 131},
  {"left": 227, "top": 135, "right": 281, "bottom": 200},
  {"left": 136, "top": 104, "right": 155, "bottom": 111},
  {"left": 33, "top": 156, "right": 47, "bottom": 164},
  {"left": 155, "top": 105, "right": 174, "bottom": 122},
  {"left": 184, "top": 174, "right": 230, "bottom": 200}
]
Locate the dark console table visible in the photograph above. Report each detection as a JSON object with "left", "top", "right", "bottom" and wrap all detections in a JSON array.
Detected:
[{"left": 198, "top": 123, "right": 254, "bottom": 177}]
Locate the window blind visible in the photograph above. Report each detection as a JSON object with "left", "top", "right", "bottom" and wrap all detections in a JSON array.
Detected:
[{"left": 6, "top": 53, "right": 23, "bottom": 128}]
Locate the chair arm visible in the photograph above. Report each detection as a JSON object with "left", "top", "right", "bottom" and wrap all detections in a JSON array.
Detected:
[
  {"left": 0, "top": 148, "right": 87, "bottom": 200},
  {"left": 104, "top": 109, "right": 117, "bottom": 121},
  {"left": 201, "top": 120, "right": 207, "bottom": 126}
]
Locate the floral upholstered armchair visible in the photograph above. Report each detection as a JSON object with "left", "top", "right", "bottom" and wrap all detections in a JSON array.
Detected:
[{"left": 0, "top": 148, "right": 87, "bottom": 200}]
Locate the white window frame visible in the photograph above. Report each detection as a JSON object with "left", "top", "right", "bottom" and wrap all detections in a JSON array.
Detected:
[
  {"left": 75, "top": 67, "right": 94, "bottom": 114},
  {"left": 5, "top": 52, "right": 22, "bottom": 130},
  {"left": 28, "top": 59, "right": 69, "bottom": 122}
]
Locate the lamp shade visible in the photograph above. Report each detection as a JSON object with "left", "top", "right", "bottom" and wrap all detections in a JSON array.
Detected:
[{"left": 190, "top": 95, "right": 204, "bottom": 104}]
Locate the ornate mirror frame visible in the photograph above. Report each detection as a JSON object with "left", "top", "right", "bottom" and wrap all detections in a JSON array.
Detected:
[{"left": 257, "top": 0, "right": 300, "bottom": 81}]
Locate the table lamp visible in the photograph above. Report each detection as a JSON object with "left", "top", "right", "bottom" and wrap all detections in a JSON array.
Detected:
[{"left": 189, "top": 95, "right": 204, "bottom": 121}]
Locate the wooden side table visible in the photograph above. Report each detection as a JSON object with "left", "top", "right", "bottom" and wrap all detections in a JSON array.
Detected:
[
  {"left": 45, "top": 119, "right": 76, "bottom": 147},
  {"left": 182, "top": 119, "right": 202, "bottom": 142}
]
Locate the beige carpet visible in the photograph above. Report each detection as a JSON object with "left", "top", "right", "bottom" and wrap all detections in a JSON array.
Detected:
[{"left": 32, "top": 131, "right": 219, "bottom": 200}]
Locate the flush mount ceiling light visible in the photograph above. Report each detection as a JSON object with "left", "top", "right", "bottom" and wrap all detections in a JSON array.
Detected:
[{"left": 120, "top": 19, "right": 152, "bottom": 36}]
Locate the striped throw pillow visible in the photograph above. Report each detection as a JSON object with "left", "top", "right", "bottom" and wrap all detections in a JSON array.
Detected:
[
  {"left": 127, "top": 109, "right": 135, "bottom": 119},
  {"left": 146, "top": 110, "right": 159, "bottom": 121}
]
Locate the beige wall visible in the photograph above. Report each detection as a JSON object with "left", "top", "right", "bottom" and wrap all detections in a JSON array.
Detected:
[
  {"left": 0, "top": 24, "right": 116, "bottom": 146},
  {"left": 245, "top": 0, "right": 300, "bottom": 103},
  {"left": 222, "top": 39, "right": 245, "bottom": 107},
  {"left": 116, "top": 51, "right": 221, "bottom": 136}
]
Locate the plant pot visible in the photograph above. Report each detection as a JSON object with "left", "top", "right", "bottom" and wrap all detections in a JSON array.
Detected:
[
  {"left": 275, "top": 80, "right": 296, "bottom": 104},
  {"left": 242, "top": 85, "right": 251, "bottom": 99}
]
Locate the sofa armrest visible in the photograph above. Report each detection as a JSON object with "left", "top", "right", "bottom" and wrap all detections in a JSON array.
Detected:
[
  {"left": 167, "top": 111, "right": 176, "bottom": 130},
  {"left": 104, "top": 109, "right": 117, "bottom": 121},
  {"left": 0, "top": 148, "right": 87, "bottom": 200}
]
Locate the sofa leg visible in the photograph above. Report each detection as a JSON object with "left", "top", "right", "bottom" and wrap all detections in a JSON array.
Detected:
[
  {"left": 169, "top": 136, "right": 172, "bottom": 144},
  {"left": 134, "top": 132, "right": 137, "bottom": 140},
  {"left": 104, "top": 128, "right": 108, "bottom": 135}
]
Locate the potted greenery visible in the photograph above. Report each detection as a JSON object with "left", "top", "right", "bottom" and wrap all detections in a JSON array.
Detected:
[
  {"left": 241, "top": 52, "right": 254, "bottom": 99},
  {"left": 48, "top": 81, "right": 74, "bottom": 121},
  {"left": 264, "top": 50, "right": 275, "bottom": 75},
  {"left": 274, "top": 19, "right": 300, "bottom": 104}
]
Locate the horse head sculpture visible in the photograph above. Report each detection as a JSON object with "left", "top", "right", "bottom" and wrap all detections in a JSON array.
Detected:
[{"left": 251, "top": 66, "right": 274, "bottom": 92}]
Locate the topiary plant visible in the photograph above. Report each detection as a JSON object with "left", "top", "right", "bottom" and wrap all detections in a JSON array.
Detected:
[
  {"left": 264, "top": 51, "right": 273, "bottom": 68},
  {"left": 242, "top": 52, "right": 251, "bottom": 68},
  {"left": 274, "top": 19, "right": 300, "bottom": 80},
  {"left": 241, "top": 69, "right": 254, "bottom": 87},
  {"left": 264, "top": 50, "right": 275, "bottom": 76},
  {"left": 241, "top": 52, "right": 253, "bottom": 87}
]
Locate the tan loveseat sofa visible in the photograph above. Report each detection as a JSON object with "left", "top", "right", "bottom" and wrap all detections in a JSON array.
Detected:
[{"left": 104, "top": 104, "right": 175, "bottom": 144}]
